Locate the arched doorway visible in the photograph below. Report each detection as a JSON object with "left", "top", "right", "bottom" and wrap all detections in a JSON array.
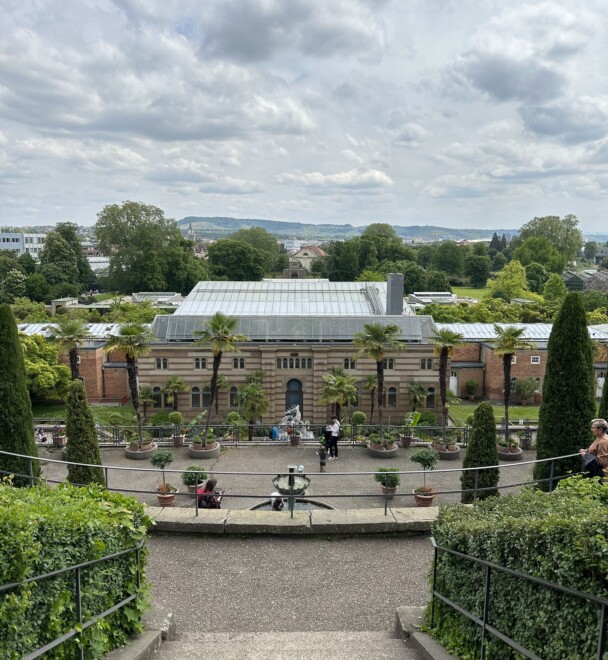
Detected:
[{"left": 285, "top": 379, "right": 303, "bottom": 414}]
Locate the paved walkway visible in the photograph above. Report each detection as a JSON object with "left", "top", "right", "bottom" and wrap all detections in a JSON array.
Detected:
[{"left": 37, "top": 443, "right": 537, "bottom": 511}]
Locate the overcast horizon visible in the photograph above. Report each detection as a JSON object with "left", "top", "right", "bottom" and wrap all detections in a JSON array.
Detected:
[{"left": 1, "top": 1, "right": 607, "bottom": 231}]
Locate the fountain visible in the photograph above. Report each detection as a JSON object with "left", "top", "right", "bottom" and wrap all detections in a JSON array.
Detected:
[{"left": 277, "top": 405, "right": 315, "bottom": 443}]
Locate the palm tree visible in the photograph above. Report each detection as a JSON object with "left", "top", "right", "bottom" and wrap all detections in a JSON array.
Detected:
[
  {"left": 493, "top": 325, "right": 533, "bottom": 443},
  {"left": 48, "top": 317, "right": 90, "bottom": 380},
  {"left": 432, "top": 329, "right": 464, "bottom": 438},
  {"left": 353, "top": 323, "right": 405, "bottom": 425},
  {"left": 104, "top": 323, "right": 153, "bottom": 446},
  {"left": 362, "top": 374, "right": 378, "bottom": 423},
  {"left": 319, "top": 372, "right": 358, "bottom": 420},
  {"left": 194, "top": 312, "right": 249, "bottom": 441},
  {"left": 408, "top": 381, "right": 427, "bottom": 412},
  {"left": 138, "top": 385, "right": 155, "bottom": 423},
  {"left": 163, "top": 375, "right": 189, "bottom": 411},
  {"left": 239, "top": 381, "right": 270, "bottom": 441}
]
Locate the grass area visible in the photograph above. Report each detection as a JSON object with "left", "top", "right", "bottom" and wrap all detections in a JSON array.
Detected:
[
  {"left": 449, "top": 403, "right": 540, "bottom": 426},
  {"left": 452, "top": 286, "right": 489, "bottom": 300},
  {"left": 92, "top": 293, "right": 116, "bottom": 302},
  {"left": 32, "top": 403, "right": 135, "bottom": 424}
]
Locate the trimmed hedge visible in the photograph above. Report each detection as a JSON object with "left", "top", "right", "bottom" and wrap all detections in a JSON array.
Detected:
[
  {"left": 428, "top": 477, "right": 608, "bottom": 659},
  {"left": 0, "top": 483, "right": 152, "bottom": 659}
]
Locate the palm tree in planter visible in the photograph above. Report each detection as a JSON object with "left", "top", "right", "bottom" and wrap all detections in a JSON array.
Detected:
[
  {"left": 195, "top": 312, "right": 249, "bottom": 443},
  {"left": 181, "top": 464, "right": 208, "bottom": 496},
  {"left": 104, "top": 323, "right": 153, "bottom": 450},
  {"left": 410, "top": 447, "right": 439, "bottom": 506},
  {"left": 408, "top": 381, "right": 427, "bottom": 412},
  {"left": 353, "top": 323, "right": 405, "bottom": 425},
  {"left": 48, "top": 316, "right": 90, "bottom": 380},
  {"left": 239, "top": 381, "right": 270, "bottom": 441},
  {"left": 163, "top": 375, "right": 189, "bottom": 412},
  {"left": 150, "top": 449, "right": 177, "bottom": 506},
  {"left": 374, "top": 466, "right": 400, "bottom": 499},
  {"left": 138, "top": 385, "right": 155, "bottom": 423},
  {"left": 432, "top": 328, "right": 464, "bottom": 441},
  {"left": 492, "top": 325, "right": 532, "bottom": 444},
  {"left": 319, "top": 372, "right": 358, "bottom": 420},
  {"left": 362, "top": 374, "right": 378, "bottom": 424}
]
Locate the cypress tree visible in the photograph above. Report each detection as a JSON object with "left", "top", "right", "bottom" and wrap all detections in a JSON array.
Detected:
[
  {"left": 598, "top": 374, "right": 608, "bottom": 422},
  {"left": 461, "top": 402, "right": 499, "bottom": 503},
  {"left": 0, "top": 304, "right": 40, "bottom": 485},
  {"left": 65, "top": 380, "right": 104, "bottom": 485},
  {"left": 533, "top": 293, "right": 595, "bottom": 490}
]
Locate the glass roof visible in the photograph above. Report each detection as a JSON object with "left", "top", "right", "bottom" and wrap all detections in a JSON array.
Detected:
[{"left": 437, "top": 323, "right": 608, "bottom": 341}]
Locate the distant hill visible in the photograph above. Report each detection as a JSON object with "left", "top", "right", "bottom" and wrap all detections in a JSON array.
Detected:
[{"left": 177, "top": 216, "right": 519, "bottom": 242}]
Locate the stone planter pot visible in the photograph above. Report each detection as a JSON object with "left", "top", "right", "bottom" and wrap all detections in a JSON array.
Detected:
[
  {"left": 437, "top": 446, "right": 461, "bottom": 461},
  {"left": 173, "top": 434, "right": 186, "bottom": 448},
  {"left": 367, "top": 443, "right": 398, "bottom": 459},
  {"left": 124, "top": 442, "right": 158, "bottom": 460},
  {"left": 413, "top": 490, "right": 436, "bottom": 507},
  {"left": 499, "top": 447, "right": 523, "bottom": 461},
  {"left": 188, "top": 442, "right": 221, "bottom": 459}
]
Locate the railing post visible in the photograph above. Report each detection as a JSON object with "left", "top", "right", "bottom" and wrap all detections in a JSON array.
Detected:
[
  {"left": 28, "top": 457, "right": 35, "bottom": 486},
  {"left": 75, "top": 567, "right": 84, "bottom": 660},
  {"left": 597, "top": 603, "right": 606, "bottom": 660},
  {"left": 480, "top": 565, "right": 491, "bottom": 660},
  {"left": 430, "top": 542, "right": 438, "bottom": 628}
]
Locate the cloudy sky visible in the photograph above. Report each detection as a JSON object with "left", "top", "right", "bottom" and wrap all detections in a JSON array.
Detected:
[{"left": 1, "top": 0, "right": 607, "bottom": 232}]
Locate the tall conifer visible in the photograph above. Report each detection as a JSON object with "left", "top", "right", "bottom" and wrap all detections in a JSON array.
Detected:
[
  {"left": 461, "top": 402, "right": 499, "bottom": 503},
  {"left": 533, "top": 293, "right": 595, "bottom": 490},
  {"left": 0, "top": 304, "right": 40, "bottom": 485},
  {"left": 65, "top": 380, "right": 104, "bottom": 485}
]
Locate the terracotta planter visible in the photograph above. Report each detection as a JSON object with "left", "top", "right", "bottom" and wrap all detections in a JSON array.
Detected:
[
  {"left": 370, "top": 442, "right": 384, "bottom": 451},
  {"left": 413, "top": 490, "right": 436, "bottom": 507},
  {"left": 381, "top": 485, "right": 397, "bottom": 500},
  {"left": 156, "top": 491, "right": 177, "bottom": 507}
]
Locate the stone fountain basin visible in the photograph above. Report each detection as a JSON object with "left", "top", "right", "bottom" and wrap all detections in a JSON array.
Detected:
[
  {"left": 249, "top": 498, "right": 334, "bottom": 511},
  {"left": 272, "top": 474, "right": 311, "bottom": 496}
]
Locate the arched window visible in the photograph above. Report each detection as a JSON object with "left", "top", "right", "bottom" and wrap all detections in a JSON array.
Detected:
[
  {"left": 276, "top": 358, "right": 282, "bottom": 369},
  {"left": 426, "top": 387, "right": 435, "bottom": 409},
  {"left": 202, "top": 387, "right": 212, "bottom": 408},
  {"left": 230, "top": 386, "right": 239, "bottom": 408},
  {"left": 152, "top": 386, "right": 162, "bottom": 409},
  {"left": 306, "top": 358, "right": 313, "bottom": 369},
  {"left": 387, "top": 387, "right": 397, "bottom": 408},
  {"left": 295, "top": 357, "right": 300, "bottom": 368},
  {"left": 283, "top": 358, "right": 288, "bottom": 369},
  {"left": 289, "top": 357, "right": 294, "bottom": 369},
  {"left": 191, "top": 386, "right": 201, "bottom": 408}
]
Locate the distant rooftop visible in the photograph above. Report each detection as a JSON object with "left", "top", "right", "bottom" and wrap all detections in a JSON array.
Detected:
[{"left": 437, "top": 323, "right": 608, "bottom": 342}]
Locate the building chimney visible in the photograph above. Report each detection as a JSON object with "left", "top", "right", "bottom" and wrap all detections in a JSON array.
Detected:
[{"left": 386, "top": 273, "right": 404, "bottom": 315}]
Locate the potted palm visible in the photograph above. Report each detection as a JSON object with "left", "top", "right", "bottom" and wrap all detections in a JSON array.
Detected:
[
  {"left": 188, "top": 428, "right": 221, "bottom": 459},
  {"left": 367, "top": 432, "right": 398, "bottom": 458},
  {"left": 411, "top": 447, "right": 439, "bottom": 506},
  {"left": 374, "top": 466, "right": 400, "bottom": 499},
  {"left": 400, "top": 411, "right": 421, "bottom": 448},
  {"left": 465, "top": 379, "right": 479, "bottom": 401},
  {"left": 181, "top": 464, "right": 208, "bottom": 496},
  {"left": 150, "top": 449, "right": 177, "bottom": 506},
  {"left": 168, "top": 411, "right": 185, "bottom": 447}
]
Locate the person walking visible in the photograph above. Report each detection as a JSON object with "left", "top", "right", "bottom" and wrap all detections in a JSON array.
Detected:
[
  {"left": 328, "top": 415, "right": 341, "bottom": 461},
  {"left": 579, "top": 418, "right": 608, "bottom": 477}
]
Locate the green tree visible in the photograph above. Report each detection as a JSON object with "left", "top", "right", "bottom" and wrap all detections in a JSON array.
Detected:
[
  {"left": 432, "top": 329, "right": 464, "bottom": 436},
  {"left": 164, "top": 235, "right": 207, "bottom": 293},
  {"left": 24, "top": 273, "right": 51, "bottom": 302},
  {"left": 17, "top": 252, "right": 37, "bottom": 275},
  {"left": 239, "top": 381, "right": 270, "bottom": 441},
  {"left": 408, "top": 381, "right": 427, "bottom": 412},
  {"left": 324, "top": 240, "right": 362, "bottom": 281},
  {"left": 353, "top": 323, "right": 405, "bottom": 425},
  {"left": 48, "top": 316, "right": 90, "bottom": 380},
  {"left": 195, "top": 312, "right": 249, "bottom": 441},
  {"left": 465, "top": 254, "right": 490, "bottom": 288},
  {"left": 512, "top": 236, "right": 567, "bottom": 273},
  {"left": 162, "top": 375, "right": 189, "bottom": 411},
  {"left": 319, "top": 372, "right": 358, "bottom": 419},
  {"left": 583, "top": 241, "right": 598, "bottom": 261},
  {"left": 489, "top": 233, "right": 502, "bottom": 252},
  {"left": 519, "top": 214, "right": 583, "bottom": 262},
  {"left": 491, "top": 252, "right": 507, "bottom": 272},
  {"left": 65, "top": 380, "right": 104, "bottom": 485},
  {"left": 492, "top": 325, "right": 533, "bottom": 443},
  {"left": 543, "top": 273, "right": 567, "bottom": 303},
  {"left": 355, "top": 270, "right": 385, "bottom": 282},
  {"left": 55, "top": 222, "right": 94, "bottom": 288},
  {"left": 0, "top": 269, "right": 27, "bottom": 303},
  {"left": 460, "top": 402, "right": 499, "bottom": 503},
  {"left": 488, "top": 260, "right": 536, "bottom": 301},
  {"left": 207, "top": 239, "right": 264, "bottom": 280},
  {"left": 431, "top": 241, "right": 464, "bottom": 277},
  {"left": 525, "top": 262, "right": 549, "bottom": 294},
  {"left": 362, "top": 374, "right": 378, "bottom": 423},
  {"left": 138, "top": 385, "right": 155, "bottom": 423},
  {"left": 0, "top": 305, "right": 40, "bottom": 485},
  {"left": 425, "top": 270, "right": 452, "bottom": 292},
  {"left": 11, "top": 298, "right": 49, "bottom": 323},
  {"left": 400, "top": 262, "right": 427, "bottom": 294},
  {"left": 228, "top": 227, "right": 288, "bottom": 274},
  {"left": 103, "top": 323, "right": 153, "bottom": 446},
  {"left": 105, "top": 300, "right": 170, "bottom": 324},
  {"left": 19, "top": 333, "right": 71, "bottom": 400},
  {"left": 39, "top": 232, "right": 79, "bottom": 286},
  {"left": 534, "top": 293, "right": 596, "bottom": 490}
]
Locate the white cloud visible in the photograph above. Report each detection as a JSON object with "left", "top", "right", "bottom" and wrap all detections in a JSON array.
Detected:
[{"left": 276, "top": 168, "right": 393, "bottom": 190}]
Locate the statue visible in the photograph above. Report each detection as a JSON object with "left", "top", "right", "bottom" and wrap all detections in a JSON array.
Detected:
[{"left": 277, "top": 405, "right": 313, "bottom": 441}]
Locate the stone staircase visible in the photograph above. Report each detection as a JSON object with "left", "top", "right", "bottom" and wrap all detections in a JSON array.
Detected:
[{"left": 155, "top": 630, "right": 418, "bottom": 659}]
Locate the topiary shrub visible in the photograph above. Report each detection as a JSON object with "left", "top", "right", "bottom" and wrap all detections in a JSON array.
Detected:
[
  {"left": 428, "top": 480, "right": 608, "bottom": 659},
  {"left": 149, "top": 411, "right": 173, "bottom": 426},
  {"left": 417, "top": 411, "right": 437, "bottom": 426},
  {"left": 460, "top": 402, "right": 499, "bottom": 503},
  {"left": 351, "top": 411, "right": 366, "bottom": 426},
  {"left": 0, "top": 482, "right": 152, "bottom": 658}
]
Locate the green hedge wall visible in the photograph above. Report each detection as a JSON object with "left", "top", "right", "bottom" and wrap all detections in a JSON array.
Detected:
[
  {"left": 428, "top": 477, "right": 608, "bottom": 659},
  {"left": 0, "top": 483, "right": 153, "bottom": 659}
]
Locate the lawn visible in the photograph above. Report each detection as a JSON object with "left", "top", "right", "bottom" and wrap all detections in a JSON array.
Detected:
[
  {"left": 32, "top": 403, "right": 135, "bottom": 424},
  {"left": 452, "top": 286, "right": 489, "bottom": 300},
  {"left": 92, "top": 293, "right": 117, "bottom": 302},
  {"left": 449, "top": 403, "right": 540, "bottom": 426}
]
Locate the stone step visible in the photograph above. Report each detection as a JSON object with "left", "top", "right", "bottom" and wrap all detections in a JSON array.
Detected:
[{"left": 155, "top": 630, "right": 419, "bottom": 659}]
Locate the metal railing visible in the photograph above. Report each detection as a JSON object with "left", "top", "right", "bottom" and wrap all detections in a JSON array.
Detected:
[
  {"left": 429, "top": 537, "right": 608, "bottom": 659},
  {"left": 0, "top": 540, "right": 144, "bottom": 660},
  {"left": 0, "top": 449, "right": 582, "bottom": 519}
]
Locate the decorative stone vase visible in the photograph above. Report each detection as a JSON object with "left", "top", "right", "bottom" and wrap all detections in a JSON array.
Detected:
[
  {"left": 499, "top": 447, "right": 523, "bottom": 462},
  {"left": 437, "top": 445, "right": 461, "bottom": 461},
  {"left": 413, "top": 490, "right": 436, "bottom": 507},
  {"left": 188, "top": 441, "right": 221, "bottom": 459},
  {"left": 124, "top": 442, "right": 158, "bottom": 460}
]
